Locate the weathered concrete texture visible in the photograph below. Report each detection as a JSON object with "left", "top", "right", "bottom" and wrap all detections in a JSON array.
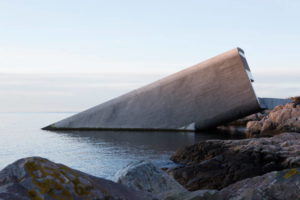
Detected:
[{"left": 44, "top": 48, "right": 261, "bottom": 131}]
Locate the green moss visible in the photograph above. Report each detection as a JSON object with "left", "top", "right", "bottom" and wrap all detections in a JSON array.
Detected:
[
  {"left": 283, "top": 168, "right": 299, "bottom": 179},
  {"left": 71, "top": 177, "right": 92, "bottom": 196},
  {"left": 45, "top": 167, "right": 65, "bottom": 183},
  {"left": 25, "top": 161, "right": 40, "bottom": 177},
  {"left": 24, "top": 160, "right": 97, "bottom": 199},
  {"left": 24, "top": 160, "right": 73, "bottom": 200},
  {"left": 58, "top": 166, "right": 94, "bottom": 196},
  {"left": 27, "top": 190, "right": 43, "bottom": 200}
]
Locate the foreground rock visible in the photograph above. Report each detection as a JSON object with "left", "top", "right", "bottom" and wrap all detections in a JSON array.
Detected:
[
  {"left": 168, "top": 132, "right": 300, "bottom": 191},
  {"left": 114, "top": 160, "right": 217, "bottom": 200},
  {"left": 247, "top": 98, "right": 300, "bottom": 136},
  {"left": 0, "top": 157, "right": 154, "bottom": 200},
  {"left": 215, "top": 168, "right": 300, "bottom": 200}
]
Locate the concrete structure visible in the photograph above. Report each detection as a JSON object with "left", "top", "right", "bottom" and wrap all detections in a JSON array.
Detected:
[
  {"left": 43, "top": 48, "right": 261, "bottom": 131},
  {"left": 258, "top": 98, "right": 291, "bottom": 109}
]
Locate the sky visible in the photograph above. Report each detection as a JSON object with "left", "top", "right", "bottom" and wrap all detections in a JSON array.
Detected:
[{"left": 0, "top": 0, "right": 299, "bottom": 112}]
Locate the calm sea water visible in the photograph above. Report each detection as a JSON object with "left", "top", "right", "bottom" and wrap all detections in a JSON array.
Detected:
[{"left": 0, "top": 113, "right": 233, "bottom": 179}]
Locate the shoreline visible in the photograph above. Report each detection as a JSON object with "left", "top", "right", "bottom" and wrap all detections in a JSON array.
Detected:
[{"left": 0, "top": 97, "right": 298, "bottom": 199}]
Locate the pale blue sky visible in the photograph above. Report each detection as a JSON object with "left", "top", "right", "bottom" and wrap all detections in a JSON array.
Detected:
[{"left": 0, "top": 0, "right": 299, "bottom": 112}]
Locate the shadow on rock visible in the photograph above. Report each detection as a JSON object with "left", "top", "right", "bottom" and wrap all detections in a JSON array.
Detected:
[{"left": 168, "top": 132, "right": 300, "bottom": 191}]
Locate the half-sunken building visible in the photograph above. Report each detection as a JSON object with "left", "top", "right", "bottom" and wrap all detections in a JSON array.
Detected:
[{"left": 44, "top": 48, "right": 261, "bottom": 131}]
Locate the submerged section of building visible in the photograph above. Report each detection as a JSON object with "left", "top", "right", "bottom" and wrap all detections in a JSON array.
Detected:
[{"left": 43, "top": 48, "right": 262, "bottom": 131}]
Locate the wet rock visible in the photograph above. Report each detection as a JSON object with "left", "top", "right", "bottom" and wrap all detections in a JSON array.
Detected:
[
  {"left": 215, "top": 168, "right": 300, "bottom": 200},
  {"left": 0, "top": 157, "right": 155, "bottom": 200},
  {"left": 168, "top": 132, "right": 300, "bottom": 191},
  {"left": 114, "top": 160, "right": 217, "bottom": 200},
  {"left": 246, "top": 100, "right": 300, "bottom": 136}
]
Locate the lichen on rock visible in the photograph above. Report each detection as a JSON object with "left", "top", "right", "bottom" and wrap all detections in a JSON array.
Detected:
[
  {"left": 0, "top": 157, "right": 155, "bottom": 200},
  {"left": 215, "top": 168, "right": 300, "bottom": 200}
]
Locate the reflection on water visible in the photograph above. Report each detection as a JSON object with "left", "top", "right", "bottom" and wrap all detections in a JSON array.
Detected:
[
  {"left": 55, "top": 129, "right": 232, "bottom": 152},
  {"left": 0, "top": 113, "right": 237, "bottom": 179}
]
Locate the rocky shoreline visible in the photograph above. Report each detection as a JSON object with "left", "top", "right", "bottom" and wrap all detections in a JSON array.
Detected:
[
  {"left": 0, "top": 97, "right": 299, "bottom": 199},
  {"left": 168, "top": 132, "right": 300, "bottom": 191},
  {"left": 246, "top": 99, "right": 300, "bottom": 137}
]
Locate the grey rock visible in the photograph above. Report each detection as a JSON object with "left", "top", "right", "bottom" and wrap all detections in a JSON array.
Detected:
[
  {"left": 114, "top": 160, "right": 186, "bottom": 194},
  {"left": 114, "top": 160, "right": 217, "bottom": 200},
  {"left": 162, "top": 190, "right": 217, "bottom": 200},
  {"left": 0, "top": 157, "right": 155, "bottom": 200},
  {"left": 169, "top": 132, "right": 300, "bottom": 191},
  {"left": 215, "top": 167, "right": 300, "bottom": 200}
]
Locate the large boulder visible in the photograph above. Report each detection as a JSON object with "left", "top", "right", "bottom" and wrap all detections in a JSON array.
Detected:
[
  {"left": 0, "top": 157, "right": 155, "bottom": 200},
  {"left": 114, "top": 160, "right": 185, "bottom": 194},
  {"left": 215, "top": 168, "right": 300, "bottom": 200},
  {"left": 114, "top": 160, "right": 217, "bottom": 200},
  {"left": 168, "top": 132, "right": 300, "bottom": 191},
  {"left": 246, "top": 99, "right": 300, "bottom": 136}
]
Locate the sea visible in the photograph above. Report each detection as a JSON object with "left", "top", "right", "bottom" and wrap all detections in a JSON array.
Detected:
[{"left": 0, "top": 112, "right": 234, "bottom": 179}]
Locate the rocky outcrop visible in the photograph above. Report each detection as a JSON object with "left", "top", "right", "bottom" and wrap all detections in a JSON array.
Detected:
[
  {"left": 0, "top": 157, "right": 155, "bottom": 200},
  {"left": 168, "top": 132, "right": 300, "bottom": 191},
  {"left": 226, "top": 111, "right": 269, "bottom": 126},
  {"left": 290, "top": 96, "right": 300, "bottom": 104},
  {"left": 215, "top": 168, "right": 300, "bottom": 200},
  {"left": 114, "top": 160, "right": 217, "bottom": 200},
  {"left": 246, "top": 99, "right": 300, "bottom": 136}
]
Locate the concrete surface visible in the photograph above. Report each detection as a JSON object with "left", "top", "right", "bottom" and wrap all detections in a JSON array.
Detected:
[
  {"left": 43, "top": 48, "right": 261, "bottom": 131},
  {"left": 258, "top": 97, "right": 291, "bottom": 109}
]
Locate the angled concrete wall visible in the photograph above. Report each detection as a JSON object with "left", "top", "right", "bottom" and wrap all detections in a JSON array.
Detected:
[{"left": 43, "top": 48, "right": 261, "bottom": 131}]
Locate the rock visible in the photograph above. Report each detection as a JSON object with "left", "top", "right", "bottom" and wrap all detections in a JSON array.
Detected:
[
  {"left": 226, "top": 111, "right": 269, "bottom": 126},
  {"left": 246, "top": 120, "right": 263, "bottom": 135},
  {"left": 215, "top": 168, "right": 300, "bottom": 200},
  {"left": 114, "top": 160, "right": 185, "bottom": 194},
  {"left": 246, "top": 101, "right": 300, "bottom": 136},
  {"left": 217, "top": 110, "right": 270, "bottom": 137},
  {"left": 114, "top": 160, "right": 217, "bottom": 200},
  {"left": 162, "top": 189, "right": 217, "bottom": 200},
  {"left": 0, "top": 157, "right": 155, "bottom": 200},
  {"left": 289, "top": 96, "right": 300, "bottom": 104},
  {"left": 168, "top": 132, "right": 300, "bottom": 191}
]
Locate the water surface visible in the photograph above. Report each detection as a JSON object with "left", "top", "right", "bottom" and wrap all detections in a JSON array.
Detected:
[{"left": 0, "top": 113, "right": 233, "bottom": 179}]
